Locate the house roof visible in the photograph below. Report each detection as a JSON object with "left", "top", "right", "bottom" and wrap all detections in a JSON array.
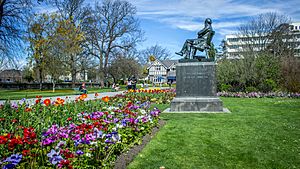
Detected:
[
  {"left": 0, "top": 69, "right": 22, "bottom": 77},
  {"left": 147, "top": 58, "right": 178, "bottom": 70},
  {"left": 160, "top": 60, "right": 178, "bottom": 68}
]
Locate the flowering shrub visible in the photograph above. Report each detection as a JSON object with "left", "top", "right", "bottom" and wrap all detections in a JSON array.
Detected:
[
  {"left": 217, "top": 91, "right": 300, "bottom": 98},
  {"left": 0, "top": 91, "right": 170, "bottom": 168},
  {"left": 124, "top": 89, "right": 176, "bottom": 104}
]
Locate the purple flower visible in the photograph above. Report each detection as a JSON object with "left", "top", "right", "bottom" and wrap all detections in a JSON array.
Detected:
[
  {"left": 42, "top": 131, "right": 49, "bottom": 137},
  {"left": 112, "top": 132, "right": 120, "bottom": 142},
  {"left": 114, "top": 118, "right": 119, "bottom": 123},
  {"left": 74, "top": 140, "right": 81, "bottom": 147},
  {"left": 121, "top": 119, "right": 128, "bottom": 127},
  {"left": 55, "top": 141, "right": 66, "bottom": 149},
  {"left": 76, "top": 150, "right": 84, "bottom": 155},
  {"left": 105, "top": 139, "right": 112, "bottom": 144},
  {"left": 142, "top": 117, "right": 148, "bottom": 123},
  {"left": 85, "top": 133, "right": 96, "bottom": 142},
  {"left": 42, "top": 137, "right": 55, "bottom": 146},
  {"left": 134, "top": 118, "right": 139, "bottom": 124},
  {"left": 3, "top": 154, "right": 22, "bottom": 165},
  {"left": 3, "top": 164, "right": 15, "bottom": 169},
  {"left": 72, "top": 134, "right": 80, "bottom": 141},
  {"left": 129, "top": 118, "right": 135, "bottom": 124},
  {"left": 150, "top": 108, "right": 160, "bottom": 117},
  {"left": 47, "top": 149, "right": 63, "bottom": 165},
  {"left": 93, "top": 128, "right": 103, "bottom": 138}
]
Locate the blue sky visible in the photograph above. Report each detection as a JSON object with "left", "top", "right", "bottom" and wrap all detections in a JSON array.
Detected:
[
  {"left": 37, "top": 0, "right": 300, "bottom": 60},
  {"left": 127, "top": 0, "right": 300, "bottom": 59}
]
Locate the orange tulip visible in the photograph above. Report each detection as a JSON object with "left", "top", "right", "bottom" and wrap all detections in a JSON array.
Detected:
[
  {"left": 43, "top": 99, "right": 51, "bottom": 106},
  {"left": 82, "top": 94, "right": 88, "bottom": 99},
  {"left": 101, "top": 96, "right": 110, "bottom": 102}
]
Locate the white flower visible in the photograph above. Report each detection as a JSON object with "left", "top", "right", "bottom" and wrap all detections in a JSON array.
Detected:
[
  {"left": 140, "top": 109, "right": 147, "bottom": 114},
  {"left": 85, "top": 153, "right": 92, "bottom": 157}
]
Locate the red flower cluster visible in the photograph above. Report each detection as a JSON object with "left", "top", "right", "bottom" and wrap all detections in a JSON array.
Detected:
[
  {"left": 58, "top": 159, "right": 72, "bottom": 169},
  {"left": 60, "top": 149, "right": 75, "bottom": 159},
  {"left": 35, "top": 95, "right": 42, "bottom": 104},
  {"left": 0, "top": 127, "right": 38, "bottom": 151}
]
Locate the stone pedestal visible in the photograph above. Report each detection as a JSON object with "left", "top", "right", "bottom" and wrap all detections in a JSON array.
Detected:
[{"left": 170, "top": 62, "right": 224, "bottom": 112}]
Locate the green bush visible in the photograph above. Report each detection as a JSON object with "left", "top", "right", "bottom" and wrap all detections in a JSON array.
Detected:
[
  {"left": 245, "top": 86, "right": 258, "bottom": 92},
  {"left": 258, "top": 79, "right": 277, "bottom": 92},
  {"left": 220, "top": 84, "right": 232, "bottom": 92}
]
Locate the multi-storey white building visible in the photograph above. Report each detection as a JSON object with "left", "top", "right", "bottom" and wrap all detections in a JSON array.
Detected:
[
  {"left": 147, "top": 58, "right": 178, "bottom": 84},
  {"left": 224, "top": 22, "right": 300, "bottom": 59}
]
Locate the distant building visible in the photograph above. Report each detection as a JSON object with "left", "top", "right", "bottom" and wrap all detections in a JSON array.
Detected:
[
  {"left": 0, "top": 69, "right": 23, "bottom": 83},
  {"left": 224, "top": 22, "right": 300, "bottom": 59},
  {"left": 147, "top": 58, "right": 178, "bottom": 84}
]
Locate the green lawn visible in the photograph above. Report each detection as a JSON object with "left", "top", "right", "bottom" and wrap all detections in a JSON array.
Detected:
[
  {"left": 128, "top": 98, "right": 300, "bottom": 169},
  {"left": 0, "top": 87, "right": 123, "bottom": 100}
]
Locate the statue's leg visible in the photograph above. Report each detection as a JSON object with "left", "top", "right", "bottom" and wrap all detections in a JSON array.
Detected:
[
  {"left": 185, "top": 39, "right": 194, "bottom": 59},
  {"left": 176, "top": 40, "right": 189, "bottom": 56}
]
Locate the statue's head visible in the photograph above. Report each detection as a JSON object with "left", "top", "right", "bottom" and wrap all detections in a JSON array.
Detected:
[{"left": 205, "top": 18, "right": 212, "bottom": 25}]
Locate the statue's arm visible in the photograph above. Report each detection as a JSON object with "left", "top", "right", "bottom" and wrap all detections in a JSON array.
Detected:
[{"left": 197, "top": 28, "right": 209, "bottom": 37}]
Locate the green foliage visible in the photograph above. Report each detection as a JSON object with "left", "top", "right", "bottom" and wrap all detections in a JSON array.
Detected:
[
  {"left": 22, "top": 66, "right": 35, "bottom": 82},
  {"left": 217, "top": 52, "right": 282, "bottom": 92},
  {"left": 245, "top": 86, "right": 258, "bottom": 93},
  {"left": 208, "top": 43, "right": 216, "bottom": 59},
  {"left": 220, "top": 83, "right": 232, "bottom": 92},
  {"left": 258, "top": 79, "right": 277, "bottom": 92},
  {"left": 280, "top": 56, "right": 300, "bottom": 92}
]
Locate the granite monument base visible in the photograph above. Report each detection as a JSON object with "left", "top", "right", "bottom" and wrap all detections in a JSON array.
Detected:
[
  {"left": 170, "top": 97, "right": 223, "bottom": 112},
  {"left": 170, "top": 62, "right": 224, "bottom": 112}
]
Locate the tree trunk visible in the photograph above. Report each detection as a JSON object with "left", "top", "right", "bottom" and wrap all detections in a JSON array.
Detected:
[
  {"left": 52, "top": 80, "right": 55, "bottom": 93},
  {"left": 38, "top": 66, "right": 43, "bottom": 91},
  {"left": 99, "top": 53, "right": 104, "bottom": 87},
  {"left": 71, "top": 54, "right": 76, "bottom": 88}
]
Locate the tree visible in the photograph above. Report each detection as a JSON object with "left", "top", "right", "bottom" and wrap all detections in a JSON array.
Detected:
[
  {"left": 108, "top": 55, "right": 141, "bottom": 83},
  {"left": 217, "top": 12, "right": 293, "bottom": 92},
  {"left": 22, "top": 65, "right": 34, "bottom": 83},
  {"left": 83, "top": 0, "right": 144, "bottom": 86},
  {"left": 53, "top": 0, "right": 87, "bottom": 87},
  {"left": 28, "top": 13, "right": 56, "bottom": 90},
  {"left": 0, "top": 0, "right": 33, "bottom": 69},
  {"left": 53, "top": 0, "right": 84, "bottom": 21},
  {"left": 238, "top": 12, "right": 291, "bottom": 55},
  {"left": 140, "top": 44, "right": 171, "bottom": 64},
  {"left": 54, "top": 17, "right": 85, "bottom": 88}
]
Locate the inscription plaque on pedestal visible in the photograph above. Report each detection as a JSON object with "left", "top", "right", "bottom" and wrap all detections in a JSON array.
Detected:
[{"left": 170, "top": 62, "right": 224, "bottom": 112}]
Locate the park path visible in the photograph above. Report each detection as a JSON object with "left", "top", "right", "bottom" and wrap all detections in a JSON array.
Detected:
[{"left": 0, "top": 91, "right": 125, "bottom": 105}]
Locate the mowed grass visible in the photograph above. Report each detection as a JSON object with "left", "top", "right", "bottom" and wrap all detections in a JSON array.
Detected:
[
  {"left": 128, "top": 98, "right": 300, "bottom": 169},
  {"left": 0, "top": 88, "right": 118, "bottom": 100}
]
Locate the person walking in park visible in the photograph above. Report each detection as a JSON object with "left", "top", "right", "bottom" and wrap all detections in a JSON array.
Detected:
[{"left": 79, "top": 82, "right": 87, "bottom": 94}]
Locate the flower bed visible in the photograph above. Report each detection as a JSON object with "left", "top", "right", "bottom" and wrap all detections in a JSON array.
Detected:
[
  {"left": 217, "top": 91, "right": 300, "bottom": 98},
  {"left": 0, "top": 89, "right": 175, "bottom": 168}
]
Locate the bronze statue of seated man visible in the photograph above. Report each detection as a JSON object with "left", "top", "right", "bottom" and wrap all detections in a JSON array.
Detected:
[{"left": 176, "top": 18, "right": 213, "bottom": 59}]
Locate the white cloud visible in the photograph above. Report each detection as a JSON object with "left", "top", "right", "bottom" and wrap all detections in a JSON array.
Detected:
[{"left": 128, "top": 0, "right": 300, "bottom": 32}]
